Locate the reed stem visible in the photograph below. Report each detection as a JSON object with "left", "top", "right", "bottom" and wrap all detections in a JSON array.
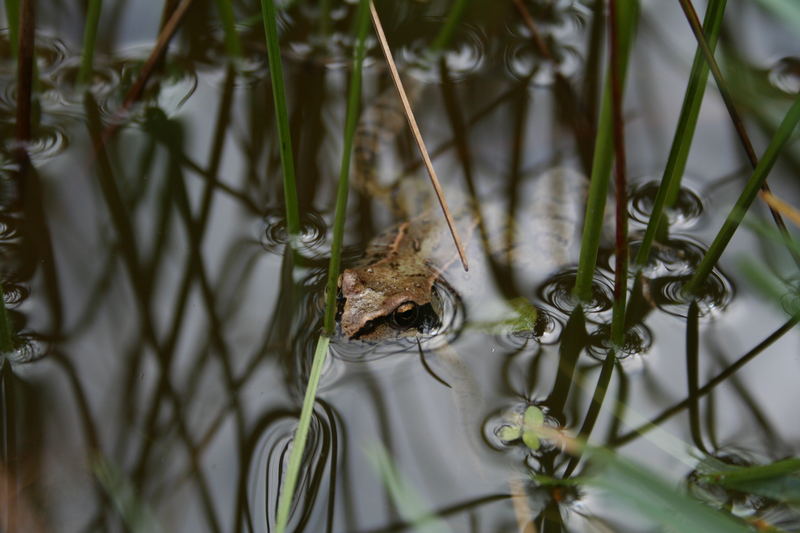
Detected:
[
  {"left": 430, "top": 0, "right": 471, "bottom": 53},
  {"left": 78, "top": 0, "right": 103, "bottom": 84},
  {"left": 573, "top": 0, "right": 638, "bottom": 302},
  {"left": 323, "top": 0, "right": 371, "bottom": 335},
  {"left": 274, "top": 2, "right": 371, "bottom": 530},
  {"left": 213, "top": 0, "right": 242, "bottom": 57},
  {"left": 259, "top": 0, "right": 301, "bottom": 238}
]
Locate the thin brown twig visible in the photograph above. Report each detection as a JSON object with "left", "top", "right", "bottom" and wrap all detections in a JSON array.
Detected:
[
  {"left": 511, "top": 0, "right": 552, "bottom": 60},
  {"left": 121, "top": 0, "right": 194, "bottom": 110},
  {"left": 369, "top": 0, "right": 469, "bottom": 271},
  {"left": 96, "top": 0, "right": 194, "bottom": 148},
  {"left": 677, "top": 0, "right": 800, "bottom": 268}
]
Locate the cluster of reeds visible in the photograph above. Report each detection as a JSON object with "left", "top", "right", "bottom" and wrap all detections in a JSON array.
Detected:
[{"left": 257, "top": 0, "right": 800, "bottom": 530}]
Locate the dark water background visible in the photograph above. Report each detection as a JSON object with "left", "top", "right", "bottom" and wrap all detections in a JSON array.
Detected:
[{"left": 1, "top": 1, "right": 800, "bottom": 531}]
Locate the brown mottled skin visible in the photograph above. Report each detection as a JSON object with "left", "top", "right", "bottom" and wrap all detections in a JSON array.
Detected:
[{"left": 338, "top": 220, "right": 445, "bottom": 340}]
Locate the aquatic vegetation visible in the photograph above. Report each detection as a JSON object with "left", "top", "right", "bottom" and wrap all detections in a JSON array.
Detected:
[{"left": 1, "top": 0, "right": 799, "bottom": 532}]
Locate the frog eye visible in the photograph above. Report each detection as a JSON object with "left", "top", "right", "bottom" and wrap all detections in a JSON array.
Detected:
[{"left": 391, "top": 302, "right": 419, "bottom": 329}]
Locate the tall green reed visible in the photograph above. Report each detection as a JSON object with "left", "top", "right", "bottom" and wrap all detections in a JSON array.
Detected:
[
  {"left": 633, "top": 0, "right": 726, "bottom": 268},
  {"left": 78, "top": 0, "right": 103, "bottom": 84},
  {"left": 573, "top": 0, "right": 638, "bottom": 302},
  {"left": 259, "top": 0, "right": 301, "bottom": 238},
  {"left": 684, "top": 94, "right": 800, "bottom": 296},
  {"left": 273, "top": 2, "right": 371, "bottom": 531}
]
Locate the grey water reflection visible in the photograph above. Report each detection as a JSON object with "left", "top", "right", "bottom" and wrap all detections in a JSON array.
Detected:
[{"left": 1, "top": 1, "right": 799, "bottom": 532}]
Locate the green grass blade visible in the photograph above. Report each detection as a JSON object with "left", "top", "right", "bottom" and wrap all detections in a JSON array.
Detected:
[
  {"left": 365, "top": 442, "right": 451, "bottom": 533},
  {"left": 213, "top": 0, "right": 242, "bottom": 57},
  {"left": 0, "top": 284, "right": 13, "bottom": 352},
  {"left": 708, "top": 458, "right": 800, "bottom": 484},
  {"left": 274, "top": 335, "right": 330, "bottom": 533},
  {"left": 259, "top": 0, "right": 301, "bottom": 237},
  {"left": 93, "top": 455, "right": 163, "bottom": 533},
  {"left": 701, "top": 458, "right": 800, "bottom": 504},
  {"left": 78, "top": 0, "right": 103, "bottom": 84},
  {"left": 573, "top": 0, "right": 638, "bottom": 302},
  {"left": 4, "top": 0, "right": 19, "bottom": 58},
  {"left": 323, "top": 0, "right": 371, "bottom": 334},
  {"left": 634, "top": 0, "right": 726, "bottom": 268},
  {"left": 274, "top": 2, "right": 371, "bottom": 529},
  {"left": 589, "top": 450, "right": 752, "bottom": 532},
  {"left": 430, "top": 0, "right": 471, "bottom": 53},
  {"left": 684, "top": 94, "right": 800, "bottom": 296}
]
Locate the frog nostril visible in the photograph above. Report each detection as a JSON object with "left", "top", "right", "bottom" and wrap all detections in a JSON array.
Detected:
[{"left": 392, "top": 302, "right": 419, "bottom": 329}]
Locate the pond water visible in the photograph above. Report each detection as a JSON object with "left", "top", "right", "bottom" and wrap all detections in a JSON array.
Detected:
[{"left": 2, "top": 1, "right": 800, "bottom": 532}]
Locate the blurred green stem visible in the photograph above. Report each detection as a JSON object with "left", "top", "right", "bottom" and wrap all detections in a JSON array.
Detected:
[
  {"left": 78, "top": 0, "right": 103, "bottom": 84},
  {"left": 213, "top": 0, "right": 242, "bottom": 57},
  {"left": 430, "top": 0, "right": 471, "bottom": 53},
  {"left": 684, "top": 94, "right": 800, "bottom": 296},
  {"left": 573, "top": 0, "right": 638, "bottom": 302},
  {"left": 259, "top": 0, "right": 301, "bottom": 237},
  {"left": 274, "top": 1, "right": 371, "bottom": 531}
]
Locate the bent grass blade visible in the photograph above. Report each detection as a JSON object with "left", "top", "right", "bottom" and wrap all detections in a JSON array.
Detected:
[{"left": 274, "top": 1, "right": 371, "bottom": 531}]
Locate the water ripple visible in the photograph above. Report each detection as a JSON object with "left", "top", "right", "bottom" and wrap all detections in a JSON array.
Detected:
[
  {"left": 629, "top": 179, "right": 704, "bottom": 229},
  {"left": 400, "top": 20, "right": 488, "bottom": 83},
  {"left": 246, "top": 405, "right": 338, "bottom": 531},
  {"left": 261, "top": 209, "right": 328, "bottom": 256},
  {"left": 767, "top": 56, "right": 800, "bottom": 95}
]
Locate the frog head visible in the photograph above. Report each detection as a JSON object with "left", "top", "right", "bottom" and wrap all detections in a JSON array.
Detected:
[{"left": 337, "top": 263, "right": 442, "bottom": 341}]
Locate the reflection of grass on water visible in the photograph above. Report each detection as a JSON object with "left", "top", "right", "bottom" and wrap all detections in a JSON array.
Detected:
[{"left": 0, "top": 284, "right": 12, "bottom": 352}]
